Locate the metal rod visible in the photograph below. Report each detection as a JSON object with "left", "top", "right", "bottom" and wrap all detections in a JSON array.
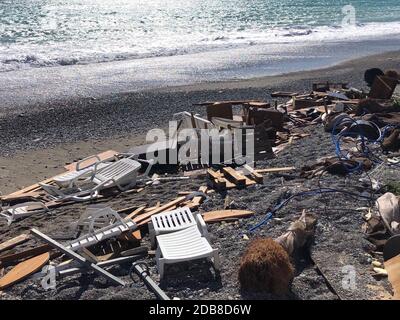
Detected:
[
  {"left": 31, "top": 228, "right": 125, "bottom": 286},
  {"left": 131, "top": 262, "right": 170, "bottom": 300}
]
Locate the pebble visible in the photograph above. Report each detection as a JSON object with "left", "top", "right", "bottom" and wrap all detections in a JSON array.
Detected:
[
  {"left": 372, "top": 260, "right": 382, "bottom": 267},
  {"left": 373, "top": 267, "right": 388, "bottom": 276}
]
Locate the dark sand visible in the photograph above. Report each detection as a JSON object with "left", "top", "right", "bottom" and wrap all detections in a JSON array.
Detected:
[{"left": 0, "top": 51, "right": 399, "bottom": 300}]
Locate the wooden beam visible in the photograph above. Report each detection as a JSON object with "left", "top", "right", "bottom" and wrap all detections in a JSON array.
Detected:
[
  {"left": 207, "top": 169, "right": 226, "bottom": 189},
  {"left": 125, "top": 206, "right": 146, "bottom": 221},
  {"left": 221, "top": 167, "right": 246, "bottom": 186},
  {"left": 0, "top": 234, "right": 30, "bottom": 253},
  {"left": 202, "top": 210, "right": 254, "bottom": 223},
  {"left": 31, "top": 228, "right": 125, "bottom": 286},
  {"left": 243, "top": 164, "right": 264, "bottom": 184}
]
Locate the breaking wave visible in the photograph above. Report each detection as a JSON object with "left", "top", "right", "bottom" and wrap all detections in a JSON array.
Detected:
[{"left": 1, "top": 21, "right": 400, "bottom": 73}]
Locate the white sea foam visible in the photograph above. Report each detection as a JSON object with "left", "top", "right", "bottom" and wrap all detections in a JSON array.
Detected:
[{"left": 1, "top": 20, "right": 400, "bottom": 73}]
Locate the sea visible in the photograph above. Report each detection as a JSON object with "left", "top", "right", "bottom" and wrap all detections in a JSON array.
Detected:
[
  {"left": 1, "top": 0, "right": 400, "bottom": 106},
  {"left": 1, "top": 0, "right": 400, "bottom": 73}
]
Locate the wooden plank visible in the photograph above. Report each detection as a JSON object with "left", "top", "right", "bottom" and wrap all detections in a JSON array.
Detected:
[
  {"left": 0, "top": 252, "right": 50, "bottom": 290},
  {"left": 31, "top": 228, "right": 125, "bottom": 286},
  {"left": 385, "top": 254, "right": 400, "bottom": 300},
  {"left": 0, "top": 234, "right": 30, "bottom": 253},
  {"left": 206, "top": 103, "right": 233, "bottom": 121},
  {"left": 192, "top": 186, "right": 208, "bottom": 207},
  {"left": 202, "top": 210, "right": 254, "bottom": 223},
  {"left": 221, "top": 167, "right": 246, "bottom": 186},
  {"left": 125, "top": 206, "right": 146, "bottom": 221},
  {"left": 64, "top": 150, "right": 118, "bottom": 171},
  {"left": 255, "top": 167, "right": 296, "bottom": 174},
  {"left": 3, "top": 177, "right": 54, "bottom": 199},
  {"left": 133, "top": 197, "right": 187, "bottom": 226},
  {"left": 0, "top": 192, "right": 42, "bottom": 202},
  {"left": 243, "top": 164, "right": 264, "bottom": 183},
  {"left": 0, "top": 244, "right": 51, "bottom": 265},
  {"left": 271, "top": 91, "right": 299, "bottom": 98},
  {"left": 207, "top": 169, "right": 226, "bottom": 189}
]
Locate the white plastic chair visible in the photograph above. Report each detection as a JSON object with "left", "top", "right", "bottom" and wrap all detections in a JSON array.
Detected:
[
  {"left": 149, "top": 207, "right": 198, "bottom": 247},
  {"left": 0, "top": 202, "right": 49, "bottom": 225},
  {"left": 40, "top": 158, "right": 142, "bottom": 202},
  {"left": 155, "top": 214, "right": 219, "bottom": 279}
]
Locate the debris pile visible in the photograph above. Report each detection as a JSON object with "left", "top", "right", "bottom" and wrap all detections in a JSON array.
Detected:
[{"left": 0, "top": 67, "right": 399, "bottom": 300}]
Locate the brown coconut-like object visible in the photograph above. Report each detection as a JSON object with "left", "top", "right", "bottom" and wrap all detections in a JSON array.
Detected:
[{"left": 238, "top": 238, "right": 294, "bottom": 294}]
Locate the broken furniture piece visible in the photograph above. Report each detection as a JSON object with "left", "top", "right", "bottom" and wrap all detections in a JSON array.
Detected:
[
  {"left": 149, "top": 207, "right": 198, "bottom": 248},
  {"left": 155, "top": 214, "right": 219, "bottom": 279},
  {"left": 40, "top": 158, "right": 142, "bottom": 202},
  {"left": 67, "top": 208, "right": 137, "bottom": 251},
  {"left": 130, "top": 262, "right": 170, "bottom": 300},
  {"left": 31, "top": 228, "right": 125, "bottom": 286},
  {"left": 0, "top": 201, "right": 49, "bottom": 226},
  {"left": 54, "top": 155, "right": 113, "bottom": 188}
]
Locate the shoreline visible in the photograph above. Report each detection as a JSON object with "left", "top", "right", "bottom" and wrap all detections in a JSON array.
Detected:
[
  {"left": 0, "top": 49, "right": 399, "bottom": 192},
  {"left": 0, "top": 36, "right": 399, "bottom": 111}
]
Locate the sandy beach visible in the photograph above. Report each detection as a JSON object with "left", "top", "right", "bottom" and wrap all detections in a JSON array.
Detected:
[{"left": 0, "top": 50, "right": 399, "bottom": 300}]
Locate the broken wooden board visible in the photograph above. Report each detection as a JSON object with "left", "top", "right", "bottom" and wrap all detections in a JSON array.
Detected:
[
  {"left": 0, "top": 191, "right": 42, "bottom": 203},
  {"left": 207, "top": 169, "right": 227, "bottom": 189},
  {"left": 243, "top": 164, "right": 264, "bottom": 183},
  {"left": 202, "top": 210, "right": 254, "bottom": 223},
  {"left": 2, "top": 177, "right": 55, "bottom": 200},
  {"left": 271, "top": 91, "right": 300, "bottom": 98},
  {"left": 191, "top": 186, "right": 208, "bottom": 208},
  {"left": 0, "top": 252, "right": 50, "bottom": 290},
  {"left": 221, "top": 167, "right": 246, "bottom": 186},
  {"left": 0, "top": 244, "right": 51, "bottom": 265},
  {"left": 255, "top": 167, "right": 296, "bottom": 174},
  {"left": 64, "top": 150, "right": 118, "bottom": 171},
  {"left": 385, "top": 254, "right": 400, "bottom": 300},
  {"left": 0, "top": 234, "right": 30, "bottom": 253},
  {"left": 125, "top": 206, "right": 146, "bottom": 221}
]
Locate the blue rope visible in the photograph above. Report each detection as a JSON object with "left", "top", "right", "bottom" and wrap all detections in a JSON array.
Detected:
[{"left": 248, "top": 188, "right": 371, "bottom": 233}]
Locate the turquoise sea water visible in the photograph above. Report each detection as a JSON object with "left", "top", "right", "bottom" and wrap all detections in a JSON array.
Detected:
[{"left": 1, "top": 0, "right": 400, "bottom": 72}]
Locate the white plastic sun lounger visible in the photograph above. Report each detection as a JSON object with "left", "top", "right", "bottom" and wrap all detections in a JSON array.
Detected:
[
  {"left": 0, "top": 202, "right": 49, "bottom": 225},
  {"left": 149, "top": 207, "right": 199, "bottom": 247},
  {"left": 67, "top": 208, "right": 136, "bottom": 251},
  {"left": 53, "top": 155, "right": 113, "bottom": 188},
  {"left": 155, "top": 215, "right": 219, "bottom": 279},
  {"left": 40, "top": 158, "right": 142, "bottom": 202}
]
